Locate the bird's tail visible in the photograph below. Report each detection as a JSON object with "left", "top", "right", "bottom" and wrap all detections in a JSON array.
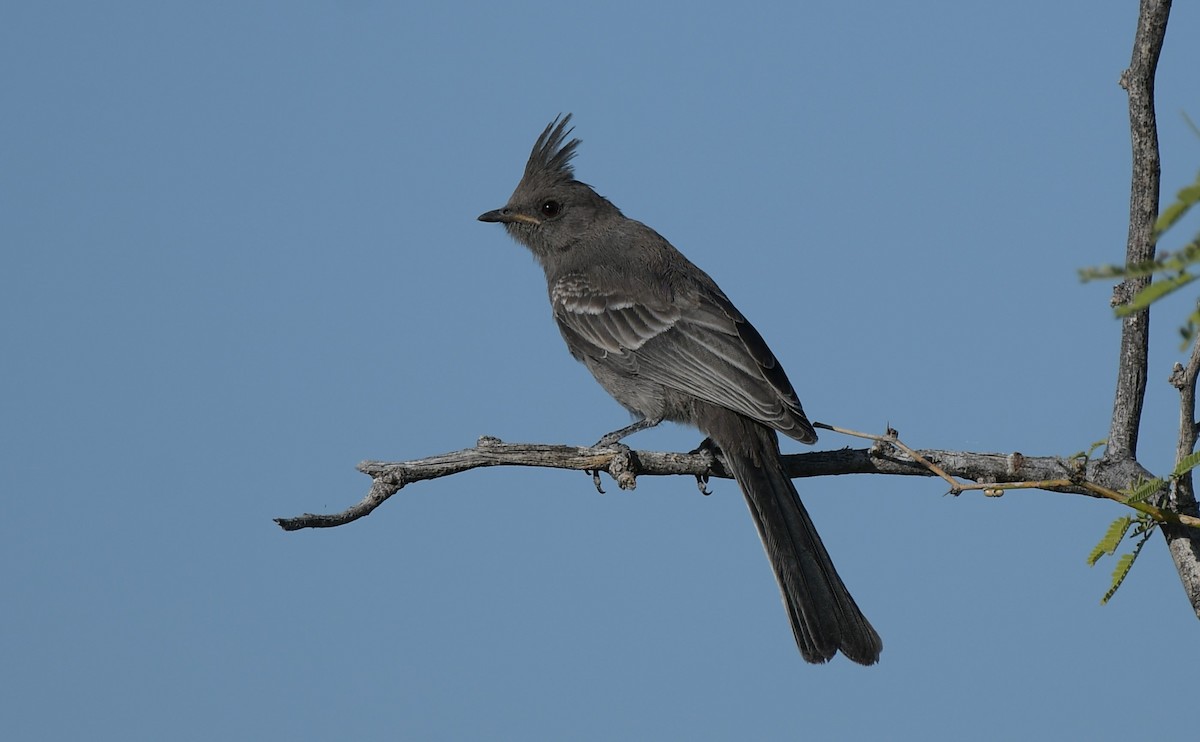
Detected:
[{"left": 702, "top": 408, "right": 882, "bottom": 665}]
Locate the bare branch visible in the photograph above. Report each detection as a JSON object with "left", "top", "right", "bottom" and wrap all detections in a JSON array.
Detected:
[
  {"left": 1167, "top": 339, "right": 1200, "bottom": 615},
  {"left": 1108, "top": 0, "right": 1171, "bottom": 458},
  {"left": 274, "top": 435, "right": 1200, "bottom": 532}
]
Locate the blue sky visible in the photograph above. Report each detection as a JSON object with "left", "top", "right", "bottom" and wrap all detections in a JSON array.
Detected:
[{"left": 4, "top": 2, "right": 1200, "bottom": 740}]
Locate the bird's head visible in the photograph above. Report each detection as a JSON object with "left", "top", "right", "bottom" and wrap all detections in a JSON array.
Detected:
[{"left": 478, "top": 114, "right": 617, "bottom": 262}]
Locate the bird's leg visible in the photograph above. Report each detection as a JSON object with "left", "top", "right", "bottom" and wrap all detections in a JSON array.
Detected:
[{"left": 593, "top": 416, "right": 662, "bottom": 448}]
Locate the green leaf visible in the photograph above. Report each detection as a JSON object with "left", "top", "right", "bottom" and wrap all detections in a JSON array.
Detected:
[
  {"left": 1154, "top": 173, "right": 1200, "bottom": 236},
  {"left": 1080, "top": 261, "right": 1155, "bottom": 282},
  {"left": 1087, "top": 516, "right": 1133, "bottom": 565},
  {"left": 1172, "top": 450, "right": 1200, "bottom": 478},
  {"left": 1124, "top": 476, "right": 1164, "bottom": 505},
  {"left": 1160, "top": 242, "right": 1200, "bottom": 271},
  {"left": 1099, "top": 523, "right": 1153, "bottom": 604},
  {"left": 1181, "top": 305, "right": 1200, "bottom": 350},
  {"left": 1101, "top": 553, "right": 1136, "bottom": 604},
  {"left": 1079, "top": 242, "right": 1200, "bottom": 284},
  {"left": 1115, "top": 272, "right": 1197, "bottom": 316}
]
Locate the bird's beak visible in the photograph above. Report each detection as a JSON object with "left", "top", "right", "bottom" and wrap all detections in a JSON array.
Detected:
[{"left": 477, "top": 208, "right": 541, "bottom": 226}]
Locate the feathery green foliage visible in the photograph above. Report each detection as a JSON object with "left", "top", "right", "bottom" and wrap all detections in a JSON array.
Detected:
[
  {"left": 1101, "top": 520, "right": 1154, "bottom": 604},
  {"left": 1115, "top": 271, "right": 1196, "bottom": 316},
  {"left": 1089, "top": 449, "right": 1200, "bottom": 601},
  {"left": 1087, "top": 516, "right": 1133, "bottom": 566},
  {"left": 1090, "top": 513, "right": 1157, "bottom": 604},
  {"left": 1171, "top": 449, "right": 1200, "bottom": 478},
  {"left": 1155, "top": 171, "right": 1200, "bottom": 237},
  {"left": 1103, "top": 553, "right": 1137, "bottom": 604},
  {"left": 1125, "top": 476, "right": 1166, "bottom": 505}
]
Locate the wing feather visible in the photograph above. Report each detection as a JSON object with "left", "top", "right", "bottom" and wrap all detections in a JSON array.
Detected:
[{"left": 551, "top": 272, "right": 815, "bottom": 442}]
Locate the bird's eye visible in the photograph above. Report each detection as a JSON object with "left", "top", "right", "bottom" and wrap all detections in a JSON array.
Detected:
[{"left": 541, "top": 200, "right": 561, "bottom": 217}]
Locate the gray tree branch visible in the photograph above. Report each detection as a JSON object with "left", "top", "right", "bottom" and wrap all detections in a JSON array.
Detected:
[
  {"left": 274, "top": 436, "right": 1126, "bottom": 532},
  {"left": 1167, "top": 341, "right": 1200, "bottom": 614},
  {"left": 1108, "top": 0, "right": 1169, "bottom": 458}
]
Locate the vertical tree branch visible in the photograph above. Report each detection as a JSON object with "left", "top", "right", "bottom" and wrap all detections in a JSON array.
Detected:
[
  {"left": 1112, "top": 0, "right": 1200, "bottom": 618},
  {"left": 1168, "top": 343, "right": 1200, "bottom": 616},
  {"left": 1171, "top": 346, "right": 1200, "bottom": 512},
  {"left": 1107, "top": 0, "right": 1170, "bottom": 459}
]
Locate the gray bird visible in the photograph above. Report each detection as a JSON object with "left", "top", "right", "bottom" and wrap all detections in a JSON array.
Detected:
[{"left": 478, "top": 115, "right": 881, "bottom": 665}]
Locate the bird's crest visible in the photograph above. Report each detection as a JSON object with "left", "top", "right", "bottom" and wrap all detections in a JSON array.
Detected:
[{"left": 522, "top": 114, "right": 580, "bottom": 186}]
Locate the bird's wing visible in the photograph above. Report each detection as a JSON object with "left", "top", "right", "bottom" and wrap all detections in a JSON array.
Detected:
[{"left": 551, "top": 272, "right": 815, "bottom": 442}]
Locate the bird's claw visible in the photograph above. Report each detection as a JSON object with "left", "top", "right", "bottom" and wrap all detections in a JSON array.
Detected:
[
  {"left": 689, "top": 437, "right": 719, "bottom": 495},
  {"left": 586, "top": 442, "right": 638, "bottom": 491}
]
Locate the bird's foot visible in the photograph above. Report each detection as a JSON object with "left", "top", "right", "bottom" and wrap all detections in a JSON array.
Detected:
[
  {"left": 586, "top": 441, "right": 638, "bottom": 493},
  {"left": 689, "top": 437, "right": 722, "bottom": 495}
]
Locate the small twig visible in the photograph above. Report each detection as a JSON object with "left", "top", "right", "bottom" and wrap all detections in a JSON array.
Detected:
[{"left": 814, "top": 421, "right": 960, "bottom": 491}]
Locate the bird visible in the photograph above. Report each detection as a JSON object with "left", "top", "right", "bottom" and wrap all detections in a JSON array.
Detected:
[{"left": 477, "top": 114, "right": 881, "bottom": 665}]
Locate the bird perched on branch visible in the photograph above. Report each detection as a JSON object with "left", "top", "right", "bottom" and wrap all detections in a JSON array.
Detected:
[{"left": 478, "top": 115, "right": 881, "bottom": 665}]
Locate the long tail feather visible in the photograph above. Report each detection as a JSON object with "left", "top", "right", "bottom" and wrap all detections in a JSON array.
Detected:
[{"left": 703, "top": 408, "right": 882, "bottom": 665}]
